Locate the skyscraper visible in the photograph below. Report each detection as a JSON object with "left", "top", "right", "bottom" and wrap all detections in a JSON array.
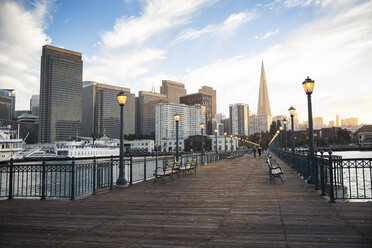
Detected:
[
  {"left": 155, "top": 103, "right": 206, "bottom": 145},
  {"left": 0, "top": 95, "right": 12, "bottom": 120},
  {"left": 138, "top": 91, "right": 168, "bottom": 135},
  {"left": 230, "top": 103, "right": 250, "bottom": 136},
  {"left": 82, "top": 82, "right": 135, "bottom": 138},
  {"left": 30, "top": 95, "right": 39, "bottom": 117},
  {"left": 249, "top": 61, "right": 272, "bottom": 135},
  {"left": 180, "top": 92, "right": 213, "bottom": 134},
  {"left": 0, "top": 89, "right": 16, "bottom": 119},
  {"left": 39, "top": 45, "right": 82, "bottom": 143},
  {"left": 199, "top": 86, "right": 216, "bottom": 117},
  {"left": 160, "top": 80, "right": 187, "bottom": 104},
  {"left": 257, "top": 61, "right": 271, "bottom": 116},
  {"left": 336, "top": 114, "right": 340, "bottom": 127}
]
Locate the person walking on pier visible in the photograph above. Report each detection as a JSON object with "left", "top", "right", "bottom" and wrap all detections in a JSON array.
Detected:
[
  {"left": 253, "top": 147, "right": 256, "bottom": 158},
  {"left": 258, "top": 147, "right": 262, "bottom": 157}
]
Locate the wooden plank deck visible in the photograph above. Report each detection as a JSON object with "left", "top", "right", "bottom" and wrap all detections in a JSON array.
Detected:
[{"left": 0, "top": 154, "right": 371, "bottom": 247}]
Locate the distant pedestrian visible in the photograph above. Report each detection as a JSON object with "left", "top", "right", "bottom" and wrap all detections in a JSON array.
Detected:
[
  {"left": 253, "top": 147, "right": 256, "bottom": 158},
  {"left": 258, "top": 147, "right": 262, "bottom": 157}
]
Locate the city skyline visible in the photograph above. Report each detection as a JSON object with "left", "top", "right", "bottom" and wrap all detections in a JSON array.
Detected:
[{"left": 0, "top": 0, "right": 371, "bottom": 124}]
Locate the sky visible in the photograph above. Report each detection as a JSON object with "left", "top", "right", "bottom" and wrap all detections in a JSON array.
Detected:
[{"left": 0, "top": 0, "right": 371, "bottom": 124}]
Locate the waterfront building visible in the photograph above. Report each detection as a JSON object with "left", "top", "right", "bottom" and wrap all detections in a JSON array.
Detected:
[
  {"left": 180, "top": 92, "right": 212, "bottom": 135},
  {"left": 230, "top": 103, "right": 249, "bottom": 136},
  {"left": 155, "top": 103, "right": 206, "bottom": 146},
  {"left": 0, "top": 126, "right": 23, "bottom": 161},
  {"left": 125, "top": 139, "right": 154, "bottom": 153},
  {"left": 0, "top": 89, "right": 16, "bottom": 119},
  {"left": 0, "top": 95, "right": 13, "bottom": 120},
  {"left": 39, "top": 45, "right": 82, "bottom": 143},
  {"left": 160, "top": 138, "right": 185, "bottom": 153},
  {"left": 210, "top": 135, "right": 237, "bottom": 152},
  {"left": 356, "top": 125, "right": 372, "bottom": 148},
  {"left": 82, "top": 81, "right": 135, "bottom": 139},
  {"left": 138, "top": 91, "right": 168, "bottom": 136},
  {"left": 160, "top": 80, "right": 186, "bottom": 104},
  {"left": 199, "top": 86, "right": 216, "bottom": 118},
  {"left": 30, "top": 95, "right": 39, "bottom": 117}
]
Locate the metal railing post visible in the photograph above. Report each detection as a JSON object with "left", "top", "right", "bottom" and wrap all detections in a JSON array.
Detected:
[
  {"left": 320, "top": 150, "right": 325, "bottom": 195},
  {"left": 130, "top": 157, "right": 133, "bottom": 185},
  {"left": 144, "top": 157, "right": 147, "bottom": 181},
  {"left": 93, "top": 156, "right": 97, "bottom": 194},
  {"left": 8, "top": 159, "right": 14, "bottom": 200},
  {"left": 41, "top": 158, "right": 46, "bottom": 200},
  {"left": 71, "top": 158, "right": 75, "bottom": 200},
  {"left": 110, "top": 155, "right": 114, "bottom": 190},
  {"left": 328, "top": 151, "right": 335, "bottom": 203}
]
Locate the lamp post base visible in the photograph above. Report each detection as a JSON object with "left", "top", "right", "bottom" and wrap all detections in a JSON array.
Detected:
[
  {"left": 306, "top": 176, "right": 314, "bottom": 184},
  {"left": 116, "top": 178, "right": 128, "bottom": 187}
]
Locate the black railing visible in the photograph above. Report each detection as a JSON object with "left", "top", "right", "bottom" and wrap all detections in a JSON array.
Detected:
[
  {"left": 0, "top": 150, "right": 245, "bottom": 200},
  {"left": 270, "top": 145, "right": 372, "bottom": 201}
]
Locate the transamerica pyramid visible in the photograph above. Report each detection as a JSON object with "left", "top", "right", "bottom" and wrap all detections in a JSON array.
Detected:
[{"left": 257, "top": 61, "right": 271, "bottom": 116}]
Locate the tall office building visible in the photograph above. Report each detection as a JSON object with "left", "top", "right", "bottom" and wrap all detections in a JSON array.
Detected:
[
  {"left": 313, "top": 117, "right": 325, "bottom": 130},
  {"left": 336, "top": 114, "right": 340, "bottom": 127},
  {"left": 230, "top": 103, "right": 250, "bottom": 136},
  {"left": 180, "top": 92, "right": 213, "bottom": 135},
  {"left": 30, "top": 95, "right": 39, "bottom": 117},
  {"left": 155, "top": 103, "right": 206, "bottom": 145},
  {"left": 249, "top": 61, "right": 272, "bottom": 135},
  {"left": 160, "top": 80, "right": 187, "bottom": 104},
  {"left": 0, "top": 95, "right": 12, "bottom": 120},
  {"left": 0, "top": 89, "right": 16, "bottom": 119},
  {"left": 82, "top": 82, "right": 135, "bottom": 138},
  {"left": 39, "top": 45, "right": 82, "bottom": 143},
  {"left": 138, "top": 91, "right": 168, "bottom": 135},
  {"left": 199, "top": 86, "right": 216, "bottom": 118}
]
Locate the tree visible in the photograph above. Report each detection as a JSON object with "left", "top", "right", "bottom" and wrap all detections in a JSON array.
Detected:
[
  {"left": 337, "top": 129, "right": 351, "bottom": 144},
  {"left": 269, "top": 121, "right": 277, "bottom": 136}
]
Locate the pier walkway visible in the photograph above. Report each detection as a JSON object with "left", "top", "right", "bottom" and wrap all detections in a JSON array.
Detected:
[{"left": 0, "top": 154, "right": 371, "bottom": 247}]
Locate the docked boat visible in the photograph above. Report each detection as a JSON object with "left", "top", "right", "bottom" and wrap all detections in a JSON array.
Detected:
[{"left": 0, "top": 126, "right": 23, "bottom": 161}]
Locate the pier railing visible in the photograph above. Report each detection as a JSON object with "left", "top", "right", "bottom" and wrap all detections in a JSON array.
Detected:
[
  {"left": 271, "top": 148, "right": 372, "bottom": 201},
  {"left": 0, "top": 150, "right": 245, "bottom": 200}
]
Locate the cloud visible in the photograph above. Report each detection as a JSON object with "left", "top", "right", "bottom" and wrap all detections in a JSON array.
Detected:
[
  {"left": 254, "top": 29, "right": 279, "bottom": 40},
  {"left": 101, "top": 0, "right": 214, "bottom": 49},
  {"left": 0, "top": 0, "right": 52, "bottom": 110},
  {"left": 181, "top": 1, "right": 372, "bottom": 123},
  {"left": 176, "top": 10, "right": 258, "bottom": 41}
]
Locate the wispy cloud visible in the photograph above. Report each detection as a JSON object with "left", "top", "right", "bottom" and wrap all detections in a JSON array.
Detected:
[
  {"left": 0, "top": 0, "right": 52, "bottom": 109},
  {"left": 254, "top": 29, "right": 279, "bottom": 40},
  {"left": 101, "top": 0, "right": 214, "bottom": 49},
  {"left": 176, "top": 10, "right": 258, "bottom": 41}
]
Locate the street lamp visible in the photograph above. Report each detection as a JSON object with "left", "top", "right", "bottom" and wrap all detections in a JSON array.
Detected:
[
  {"left": 116, "top": 90, "right": 128, "bottom": 186},
  {"left": 174, "top": 113, "right": 180, "bottom": 162},
  {"left": 303, "top": 76, "right": 315, "bottom": 184},
  {"left": 288, "top": 106, "right": 296, "bottom": 167},
  {"left": 224, "top": 132, "right": 227, "bottom": 153},
  {"left": 200, "top": 123, "right": 205, "bottom": 164},
  {"left": 230, "top": 135, "right": 233, "bottom": 151},
  {"left": 282, "top": 118, "right": 288, "bottom": 151},
  {"left": 214, "top": 129, "right": 218, "bottom": 155}
]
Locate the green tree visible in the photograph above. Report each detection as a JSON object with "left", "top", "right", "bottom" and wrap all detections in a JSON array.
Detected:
[{"left": 337, "top": 129, "right": 351, "bottom": 144}]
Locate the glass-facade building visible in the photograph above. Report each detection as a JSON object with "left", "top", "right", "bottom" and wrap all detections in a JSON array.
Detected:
[
  {"left": 39, "top": 45, "right": 83, "bottom": 143},
  {"left": 82, "top": 81, "right": 135, "bottom": 138}
]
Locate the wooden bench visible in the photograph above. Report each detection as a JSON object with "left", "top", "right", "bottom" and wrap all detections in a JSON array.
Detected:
[
  {"left": 266, "top": 155, "right": 284, "bottom": 184},
  {"left": 153, "top": 162, "right": 178, "bottom": 184},
  {"left": 182, "top": 158, "right": 197, "bottom": 175}
]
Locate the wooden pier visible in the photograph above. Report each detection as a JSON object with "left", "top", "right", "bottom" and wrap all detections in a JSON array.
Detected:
[{"left": 0, "top": 154, "right": 371, "bottom": 247}]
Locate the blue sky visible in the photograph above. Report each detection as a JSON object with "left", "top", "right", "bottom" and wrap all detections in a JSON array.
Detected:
[{"left": 1, "top": 0, "right": 371, "bottom": 124}]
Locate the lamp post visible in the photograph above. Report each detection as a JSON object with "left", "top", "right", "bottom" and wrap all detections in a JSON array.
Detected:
[
  {"left": 214, "top": 129, "right": 218, "bottom": 156},
  {"left": 224, "top": 132, "right": 227, "bottom": 154},
  {"left": 230, "top": 135, "right": 233, "bottom": 151},
  {"left": 303, "top": 76, "right": 315, "bottom": 184},
  {"left": 116, "top": 90, "right": 128, "bottom": 186},
  {"left": 200, "top": 123, "right": 205, "bottom": 164},
  {"left": 279, "top": 126, "right": 283, "bottom": 157},
  {"left": 282, "top": 118, "right": 288, "bottom": 151},
  {"left": 289, "top": 106, "right": 296, "bottom": 167},
  {"left": 174, "top": 113, "right": 180, "bottom": 162}
]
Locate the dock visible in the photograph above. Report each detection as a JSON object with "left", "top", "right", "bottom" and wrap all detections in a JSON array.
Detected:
[{"left": 0, "top": 154, "right": 371, "bottom": 247}]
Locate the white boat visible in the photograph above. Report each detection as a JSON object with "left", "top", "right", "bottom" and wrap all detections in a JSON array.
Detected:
[
  {"left": 0, "top": 126, "right": 23, "bottom": 161},
  {"left": 55, "top": 136, "right": 119, "bottom": 158}
]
